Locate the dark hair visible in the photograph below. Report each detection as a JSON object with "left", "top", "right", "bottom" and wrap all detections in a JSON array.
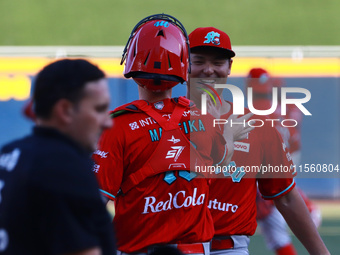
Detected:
[
  {"left": 191, "top": 46, "right": 232, "bottom": 63},
  {"left": 33, "top": 59, "right": 105, "bottom": 119}
]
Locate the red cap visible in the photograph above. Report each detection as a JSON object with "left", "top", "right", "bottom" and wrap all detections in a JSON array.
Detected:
[
  {"left": 248, "top": 68, "right": 269, "bottom": 79},
  {"left": 189, "top": 27, "right": 235, "bottom": 58}
]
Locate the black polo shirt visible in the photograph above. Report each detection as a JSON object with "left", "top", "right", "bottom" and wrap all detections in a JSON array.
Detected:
[{"left": 0, "top": 127, "right": 115, "bottom": 255}]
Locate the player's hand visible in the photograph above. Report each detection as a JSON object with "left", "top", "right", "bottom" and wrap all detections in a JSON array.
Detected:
[
  {"left": 226, "top": 112, "right": 254, "bottom": 141},
  {"left": 206, "top": 95, "right": 222, "bottom": 119}
]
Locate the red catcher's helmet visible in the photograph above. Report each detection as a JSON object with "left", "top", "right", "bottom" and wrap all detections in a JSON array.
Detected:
[
  {"left": 121, "top": 14, "right": 190, "bottom": 92},
  {"left": 246, "top": 68, "right": 273, "bottom": 94}
]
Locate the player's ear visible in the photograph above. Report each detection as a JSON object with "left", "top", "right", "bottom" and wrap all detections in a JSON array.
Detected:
[
  {"left": 228, "top": 59, "right": 233, "bottom": 75},
  {"left": 53, "top": 98, "right": 75, "bottom": 124}
]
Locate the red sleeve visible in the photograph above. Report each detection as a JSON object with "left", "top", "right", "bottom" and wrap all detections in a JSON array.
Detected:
[
  {"left": 257, "top": 122, "right": 297, "bottom": 200},
  {"left": 192, "top": 113, "right": 227, "bottom": 166},
  {"left": 92, "top": 117, "right": 124, "bottom": 201},
  {"left": 256, "top": 190, "right": 275, "bottom": 220},
  {"left": 212, "top": 117, "right": 228, "bottom": 165}
]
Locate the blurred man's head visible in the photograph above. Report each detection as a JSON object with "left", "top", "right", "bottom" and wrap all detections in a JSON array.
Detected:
[
  {"left": 245, "top": 67, "right": 284, "bottom": 99},
  {"left": 121, "top": 14, "right": 190, "bottom": 92},
  {"left": 246, "top": 68, "right": 272, "bottom": 95},
  {"left": 33, "top": 59, "right": 112, "bottom": 152}
]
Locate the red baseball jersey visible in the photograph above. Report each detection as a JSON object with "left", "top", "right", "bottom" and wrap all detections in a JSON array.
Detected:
[
  {"left": 255, "top": 190, "right": 274, "bottom": 220},
  {"left": 209, "top": 102, "right": 296, "bottom": 236},
  {"left": 93, "top": 98, "right": 227, "bottom": 253},
  {"left": 252, "top": 98, "right": 303, "bottom": 155}
]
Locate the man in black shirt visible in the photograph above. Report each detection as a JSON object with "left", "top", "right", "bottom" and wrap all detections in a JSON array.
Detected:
[{"left": 0, "top": 59, "right": 115, "bottom": 255}]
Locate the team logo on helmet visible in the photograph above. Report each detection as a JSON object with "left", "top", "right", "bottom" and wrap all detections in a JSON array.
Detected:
[{"left": 204, "top": 31, "right": 220, "bottom": 45}]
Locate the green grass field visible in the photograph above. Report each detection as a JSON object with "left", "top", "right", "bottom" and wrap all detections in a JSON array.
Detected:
[
  {"left": 249, "top": 201, "right": 340, "bottom": 254},
  {"left": 249, "top": 218, "right": 340, "bottom": 254},
  {"left": 1, "top": 0, "right": 340, "bottom": 46}
]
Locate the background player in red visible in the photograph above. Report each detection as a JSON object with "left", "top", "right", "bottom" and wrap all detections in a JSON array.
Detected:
[
  {"left": 247, "top": 67, "right": 322, "bottom": 255},
  {"left": 93, "top": 14, "right": 252, "bottom": 255},
  {"left": 187, "top": 26, "right": 329, "bottom": 255},
  {"left": 245, "top": 68, "right": 303, "bottom": 165}
]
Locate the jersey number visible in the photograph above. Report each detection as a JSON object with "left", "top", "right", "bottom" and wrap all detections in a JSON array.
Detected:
[
  {"left": 163, "top": 171, "right": 197, "bottom": 184},
  {"left": 216, "top": 161, "right": 245, "bottom": 183}
]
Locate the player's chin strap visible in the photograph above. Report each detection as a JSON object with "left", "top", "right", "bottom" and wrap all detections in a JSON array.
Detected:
[{"left": 119, "top": 97, "right": 206, "bottom": 194}]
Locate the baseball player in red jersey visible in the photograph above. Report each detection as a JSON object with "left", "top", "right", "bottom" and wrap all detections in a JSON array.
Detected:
[
  {"left": 246, "top": 68, "right": 303, "bottom": 165},
  {"left": 247, "top": 68, "right": 322, "bottom": 255},
  {"left": 187, "top": 27, "right": 329, "bottom": 255},
  {"left": 93, "top": 15, "right": 252, "bottom": 255}
]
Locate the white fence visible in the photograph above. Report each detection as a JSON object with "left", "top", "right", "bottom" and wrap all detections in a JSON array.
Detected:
[{"left": 0, "top": 46, "right": 340, "bottom": 58}]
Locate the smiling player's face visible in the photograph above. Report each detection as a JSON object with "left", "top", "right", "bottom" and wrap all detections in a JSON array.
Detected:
[{"left": 188, "top": 48, "right": 232, "bottom": 101}]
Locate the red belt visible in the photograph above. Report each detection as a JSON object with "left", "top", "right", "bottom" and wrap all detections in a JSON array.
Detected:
[
  {"left": 177, "top": 243, "right": 205, "bottom": 254},
  {"left": 211, "top": 238, "right": 234, "bottom": 250}
]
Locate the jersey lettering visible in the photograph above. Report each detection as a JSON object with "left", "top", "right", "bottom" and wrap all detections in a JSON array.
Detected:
[
  {"left": 208, "top": 198, "right": 239, "bottom": 213},
  {"left": 165, "top": 146, "right": 185, "bottom": 162},
  {"left": 0, "top": 149, "right": 21, "bottom": 172},
  {"left": 139, "top": 117, "right": 156, "bottom": 127},
  {"left": 154, "top": 21, "right": 169, "bottom": 28},
  {"left": 149, "top": 128, "right": 162, "bottom": 142},
  {"left": 142, "top": 187, "right": 205, "bottom": 214},
  {"left": 148, "top": 120, "right": 205, "bottom": 142},
  {"left": 188, "top": 120, "right": 198, "bottom": 132}
]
